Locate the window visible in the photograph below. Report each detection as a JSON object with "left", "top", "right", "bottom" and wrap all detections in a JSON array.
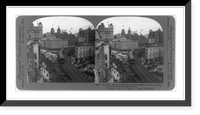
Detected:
[
  {"left": 105, "top": 54, "right": 107, "bottom": 60},
  {"left": 35, "top": 54, "right": 37, "bottom": 59}
]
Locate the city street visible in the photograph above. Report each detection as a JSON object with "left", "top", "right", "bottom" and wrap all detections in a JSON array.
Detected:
[
  {"left": 61, "top": 47, "right": 94, "bottom": 82},
  {"left": 133, "top": 49, "right": 162, "bottom": 83},
  {"left": 110, "top": 48, "right": 162, "bottom": 83}
]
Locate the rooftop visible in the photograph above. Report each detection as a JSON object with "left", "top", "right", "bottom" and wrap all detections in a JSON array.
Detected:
[
  {"left": 41, "top": 36, "right": 67, "bottom": 41},
  {"left": 76, "top": 42, "right": 94, "bottom": 47},
  {"left": 146, "top": 45, "right": 164, "bottom": 48}
]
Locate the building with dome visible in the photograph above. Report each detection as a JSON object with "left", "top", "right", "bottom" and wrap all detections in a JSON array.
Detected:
[
  {"left": 50, "top": 27, "right": 55, "bottom": 36},
  {"left": 121, "top": 29, "right": 125, "bottom": 37},
  {"left": 40, "top": 26, "right": 68, "bottom": 49}
]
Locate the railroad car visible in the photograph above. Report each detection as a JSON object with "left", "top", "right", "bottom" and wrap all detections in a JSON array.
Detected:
[
  {"left": 57, "top": 49, "right": 65, "bottom": 64},
  {"left": 128, "top": 49, "right": 135, "bottom": 64}
]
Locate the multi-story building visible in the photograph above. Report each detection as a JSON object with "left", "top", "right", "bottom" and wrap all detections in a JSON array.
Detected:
[
  {"left": 75, "top": 43, "right": 95, "bottom": 61},
  {"left": 111, "top": 38, "right": 138, "bottom": 50},
  {"left": 145, "top": 45, "right": 164, "bottom": 61},
  {"left": 104, "top": 44, "right": 111, "bottom": 69},
  {"left": 40, "top": 36, "right": 68, "bottom": 49},
  {"left": 97, "top": 23, "right": 114, "bottom": 41},
  {"left": 78, "top": 27, "right": 95, "bottom": 43},
  {"left": 27, "top": 22, "right": 42, "bottom": 83},
  {"left": 148, "top": 29, "right": 163, "bottom": 45},
  {"left": 95, "top": 30, "right": 101, "bottom": 40},
  {"left": 111, "top": 39, "right": 118, "bottom": 49},
  {"left": 27, "top": 41, "right": 40, "bottom": 82},
  {"left": 44, "top": 32, "right": 51, "bottom": 37},
  {"left": 95, "top": 41, "right": 111, "bottom": 83},
  {"left": 27, "top": 41, "right": 35, "bottom": 82},
  {"left": 33, "top": 43, "right": 40, "bottom": 68},
  {"left": 78, "top": 37, "right": 86, "bottom": 43},
  {"left": 114, "top": 33, "right": 121, "bottom": 39},
  {"left": 148, "top": 38, "right": 156, "bottom": 44},
  {"left": 95, "top": 42, "right": 105, "bottom": 83},
  {"left": 27, "top": 22, "right": 43, "bottom": 41},
  {"left": 138, "top": 38, "right": 147, "bottom": 48}
]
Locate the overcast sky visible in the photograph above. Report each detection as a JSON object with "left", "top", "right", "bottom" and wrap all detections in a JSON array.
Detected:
[
  {"left": 97, "top": 17, "right": 163, "bottom": 35},
  {"left": 33, "top": 16, "right": 95, "bottom": 34}
]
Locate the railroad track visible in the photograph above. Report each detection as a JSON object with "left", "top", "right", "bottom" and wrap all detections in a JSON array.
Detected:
[
  {"left": 132, "top": 61, "right": 161, "bottom": 83},
  {"left": 64, "top": 58, "right": 91, "bottom": 82},
  {"left": 127, "top": 66, "right": 141, "bottom": 83},
  {"left": 130, "top": 64, "right": 149, "bottom": 83},
  {"left": 62, "top": 64, "right": 85, "bottom": 82},
  {"left": 58, "top": 48, "right": 93, "bottom": 83},
  {"left": 131, "top": 49, "right": 161, "bottom": 83},
  {"left": 60, "top": 74, "right": 71, "bottom": 83},
  {"left": 60, "top": 64, "right": 79, "bottom": 82}
]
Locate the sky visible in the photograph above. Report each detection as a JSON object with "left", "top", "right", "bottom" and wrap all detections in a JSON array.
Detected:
[
  {"left": 97, "top": 17, "right": 163, "bottom": 35},
  {"left": 33, "top": 16, "right": 95, "bottom": 34}
]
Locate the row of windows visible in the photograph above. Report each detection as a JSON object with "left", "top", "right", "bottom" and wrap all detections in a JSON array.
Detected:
[
  {"left": 78, "top": 46, "right": 95, "bottom": 50},
  {"left": 79, "top": 47, "right": 89, "bottom": 50},
  {"left": 43, "top": 42, "right": 68, "bottom": 47},
  {"left": 147, "top": 52, "right": 162, "bottom": 55},
  {"left": 77, "top": 51, "right": 88, "bottom": 54},
  {"left": 77, "top": 51, "right": 94, "bottom": 55},
  {"left": 147, "top": 48, "right": 164, "bottom": 51}
]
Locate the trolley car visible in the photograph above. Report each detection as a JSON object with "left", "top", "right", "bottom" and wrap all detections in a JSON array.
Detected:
[
  {"left": 57, "top": 49, "right": 65, "bottom": 64},
  {"left": 128, "top": 49, "right": 135, "bottom": 64}
]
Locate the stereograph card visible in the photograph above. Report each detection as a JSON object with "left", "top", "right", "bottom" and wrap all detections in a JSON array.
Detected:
[{"left": 16, "top": 16, "right": 175, "bottom": 90}]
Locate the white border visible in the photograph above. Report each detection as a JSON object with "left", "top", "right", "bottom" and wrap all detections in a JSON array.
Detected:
[{"left": 6, "top": 6, "right": 185, "bottom": 100}]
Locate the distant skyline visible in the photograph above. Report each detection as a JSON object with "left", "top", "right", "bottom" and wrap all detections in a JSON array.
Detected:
[
  {"left": 33, "top": 17, "right": 95, "bottom": 34},
  {"left": 33, "top": 16, "right": 162, "bottom": 36},
  {"left": 97, "top": 17, "right": 163, "bottom": 35}
]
